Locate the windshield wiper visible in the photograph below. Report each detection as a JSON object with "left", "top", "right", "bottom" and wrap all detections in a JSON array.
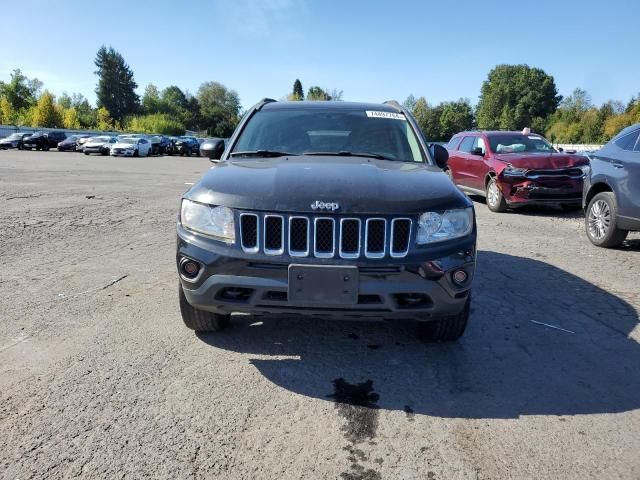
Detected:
[
  {"left": 304, "top": 151, "right": 395, "bottom": 161},
  {"left": 230, "top": 150, "right": 297, "bottom": 158}
]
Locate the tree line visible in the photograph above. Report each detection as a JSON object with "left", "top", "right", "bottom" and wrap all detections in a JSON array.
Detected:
[
  {"left": 0, "top": 46, "right": 242, "bottom": 137},
  {"left": 404, "top": 64, "right": 640, "bottom": 144},
  {"left": 1, "top": 58, "right": 638, "bottom": 143}
]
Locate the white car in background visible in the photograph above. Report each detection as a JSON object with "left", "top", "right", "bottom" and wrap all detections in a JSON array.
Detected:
[{"left": 110, "top": 137, "right": 152, "bottom": 157}]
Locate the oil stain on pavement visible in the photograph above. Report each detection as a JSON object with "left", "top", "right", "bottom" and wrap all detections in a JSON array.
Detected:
[{"left": 328, "top": 378, "right": 382, "bottom": 480}]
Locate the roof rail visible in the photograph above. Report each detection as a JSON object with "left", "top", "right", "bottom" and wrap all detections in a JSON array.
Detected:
[
  {"left": 383, "top": 100, "right": 403, "bottom": 112},
  {"left": 256, "top": 98, "right": 277, "bottom": 111}
]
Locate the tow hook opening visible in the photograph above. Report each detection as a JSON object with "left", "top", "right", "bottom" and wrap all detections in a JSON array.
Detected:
[
  {"left": 394, "top": 293, "right": 433, "bottom": 309},
  {"left": 217, "top": 287, "right": 254, "bottom": 303}
]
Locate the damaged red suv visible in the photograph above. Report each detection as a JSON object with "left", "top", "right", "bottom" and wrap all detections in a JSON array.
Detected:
[{"left": 446, "top": 130, "right": 589, "bottom": 212}]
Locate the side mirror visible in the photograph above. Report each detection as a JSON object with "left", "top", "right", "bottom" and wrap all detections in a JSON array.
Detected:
[
  {"left": 558, "top": 147, "right": 564, "bottom": 152},
  {"left": 472, "top": 147, "right": 484, "bottom": 156},
  {"left": 208, "top": 139, "right": 226, "bottom": 163},
  {"left": 429, "top": 143, "right": 449, "bottom": 169}
]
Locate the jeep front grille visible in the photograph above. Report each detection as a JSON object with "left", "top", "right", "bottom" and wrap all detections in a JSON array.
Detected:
[{"left": 238, "top": 212, "right": 412, "bottom": 259}]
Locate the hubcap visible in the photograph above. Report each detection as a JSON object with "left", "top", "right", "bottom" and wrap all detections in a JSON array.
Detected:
[
  {"left": 588, "top": 200, "right": 611, "bottom": 240},
  {"left": 487, "top": 182, "right": 499, "bottom": 206}
]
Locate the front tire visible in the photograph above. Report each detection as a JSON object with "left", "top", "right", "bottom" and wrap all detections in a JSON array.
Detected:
[
  {"left": 179, "top": 285, "right": 230, "bottom": 332},
  {"left": 586, "top": 192, "right": 628, "bottom": 248},
  {"left": 486, "top": 176, "right": 507, "bottom": 212},
  {"left": 419, "top": 296, "right": 470, "bottom": 342}
]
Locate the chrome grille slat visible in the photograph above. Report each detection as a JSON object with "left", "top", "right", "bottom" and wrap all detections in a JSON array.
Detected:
[
  {"left": 339, "top": 218, "right": 361, "bottom": 259},
  {"left": 390, "top": 218, "right": 412, "bottom": 258},
  {"left": 239, "top": 213, "right": 259, "bottom": 253},
  {"left": 288, "top": 216, "right": 310, "bottom": 257},
  {"left": 314, "top": 217, "right": 336, "bottom": 258},
  {"left": 365, "top": 218, "right": 386, "bottom": 258},
  {"left": 239, "top": 213, "right": 411, "bottom": 259},
  {"left": 264, "top": 215, "right": 284, "bottom": 255}
]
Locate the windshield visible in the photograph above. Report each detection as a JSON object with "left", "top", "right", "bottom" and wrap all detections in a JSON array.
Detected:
[
  {"left": 119, "top": 138, "right": 137, "bottom": 145},
  {"left": 7, "top": 133, "right": 23, "bottom": 139},
  {"left": 90, "top": 136, "right": 112, "bottom": 142},
  {"left": 232, "top": 108, "right": 425, "bottom": 162},
  {"left": 488, "top": 134, "right": 554, "bottom": 153}
]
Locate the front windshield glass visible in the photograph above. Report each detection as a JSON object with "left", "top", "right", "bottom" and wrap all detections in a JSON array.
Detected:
[
  {"left": 119, "top": 138, "right": 137, "bottom": 145},
  {"left": 92, "top": 136, "right": 112, "bottom": 142},
  {"left": 7, "top": 133, "right": 22, "bottom": 139},
  {"left": 488, "top": 134, "right": 554, "bottom": 153},
  {"left": 232, "top": 108, "right": 426, "bottom": 162}
]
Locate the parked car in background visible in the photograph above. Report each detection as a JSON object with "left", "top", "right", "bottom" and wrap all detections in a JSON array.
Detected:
[
  {"left": 199, "top": 138, "right": 226, "bottom": 159},
  {"left": 583, "top": 123, "right": 640, "bottom": 247},
  {"left": 150, "top": 135, "right": 174, "bottom": 155},
  {"left": 0, "top": 132, "right": 32, "bottom": 150},
  {"left": 57, "top": 134, "right": 90, "bottom": 152},
  {"left": 174, "top": 136, "right": 200, "bottom": 156},
  {"left": 446, "top": 129, "right": 589, "bottom": 212},
  {"left": 23, "top": 131, "right": 67, "bottom": 151},
  {"left": 76, "top": 136, "right": 91, "bottom": 152},
  {"left": 83, "top": 135, "right": 117, "bottom": 155},
  {"left": 110, "top": 137, "right": 152, "bottom": 157}
]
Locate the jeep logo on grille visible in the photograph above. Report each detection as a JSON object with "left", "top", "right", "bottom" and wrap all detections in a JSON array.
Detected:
[{"left": 311, "top": 200, "right": 340, "bottom": 212}]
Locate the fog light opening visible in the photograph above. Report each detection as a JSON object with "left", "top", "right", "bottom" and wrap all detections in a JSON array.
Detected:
[
  {"left": 180, "top": 258, "right": 201, "bottom": 279},
  {"left": 452, "top": 269, "right": 468, "bottom": 285}
]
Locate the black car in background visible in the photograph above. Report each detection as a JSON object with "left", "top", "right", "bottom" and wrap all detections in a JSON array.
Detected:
[
  {"left": 150, "top": 135, "right": 174, "bottom": 155},
  {"left": 583, "top": 123, "right": 640, "bottom": 247},
  {"left": 22, "top": 131, "right": 67, "bottom": 150},
  {"left": 174, "top": 136, "right": 200, "bottom": 156},
  {"left": 57, "top": 134, "right": 90, "bottom": 152},
  {"left": 0, "top": 132, "right": 32, "bottom": 150}
]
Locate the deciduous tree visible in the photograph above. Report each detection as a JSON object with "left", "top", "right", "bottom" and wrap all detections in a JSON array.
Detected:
[
  {"left": 63, "top": 107, "right": 81, "bottom": 129},
  {"left": 31, "top": 91, "right": 61, "bottom": 127},
  {"left": 96, "top": 106, "right": 115, "bottom": 130},
  {"left": 197, "top": 81, "right": 241, "bottom": 137},
  {"left": 476, "top": 64, "right": 561, "bottom": 133}
]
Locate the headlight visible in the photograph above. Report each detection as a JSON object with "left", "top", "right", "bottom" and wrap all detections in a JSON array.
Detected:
[
  {"left": 416, "top": 208, "right": 473, "bottom": 245},
  {"left": 502, "top": 165, "right": 528, "bottom": 177},
  {"left": 578, "top": 164, "right": 591, "bottom": 176},
  {"left": 180, "top": 199, "right": 235, "bottom": 243}
]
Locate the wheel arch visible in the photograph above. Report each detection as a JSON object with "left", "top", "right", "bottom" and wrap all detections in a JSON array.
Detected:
[
  {"left": 586, "top": 182, "right": 613, "bottom": 208},
  {"left": 484, "top": 171, "right": 496, "bottom": 188}
]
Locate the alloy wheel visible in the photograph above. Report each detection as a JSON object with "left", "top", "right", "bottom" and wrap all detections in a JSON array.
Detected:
[
  {"left": 588, "top": 199, "right": 611, "bottom": 240},
  {"left": 487, "top": 181, "right": 499, "bottom": 207}
]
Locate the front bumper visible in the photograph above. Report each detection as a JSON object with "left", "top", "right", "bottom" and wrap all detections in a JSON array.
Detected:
[
  {"left": 84, "top": 146, "right": 109, "bottom": 154},
  {"left": 498, "top": 173, "right": 584, "bottom": 206},
  {"left": 111, "top": 149, "right": 135, "bottom": 156},
  {"left": 177, "top": 224, "right": 476, "bottom": 320}
]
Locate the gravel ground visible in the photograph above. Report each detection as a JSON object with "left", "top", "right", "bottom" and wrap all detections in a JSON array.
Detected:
[{"left": 1, "top": 150, "right": 639, "bottom": 480}]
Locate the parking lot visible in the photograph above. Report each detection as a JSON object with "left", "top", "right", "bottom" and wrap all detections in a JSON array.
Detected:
[{"left": 1, "top": 150, "right": 639, "bottom": 479}]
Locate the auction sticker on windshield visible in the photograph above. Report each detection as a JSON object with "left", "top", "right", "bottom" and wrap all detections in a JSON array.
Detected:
[{"left": 365, "top": 111, "right": 406, "bottom": 120}]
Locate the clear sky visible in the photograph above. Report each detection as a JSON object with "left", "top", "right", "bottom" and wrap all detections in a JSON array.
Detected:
[{"left": 1, "top": 0, "right": 638, "bottom": 109}]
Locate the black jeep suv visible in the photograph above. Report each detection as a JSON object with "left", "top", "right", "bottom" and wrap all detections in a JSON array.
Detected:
[
  {"left": 23, "top": 131, "right": 67, "bottom": 150},
  {"left": 176, "top": 100, "right": 477, "bottom": 341}
]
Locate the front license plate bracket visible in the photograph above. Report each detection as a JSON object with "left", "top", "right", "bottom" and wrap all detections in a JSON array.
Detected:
[{"left": 288, "top": 265, "right": 359, "bottom": 306}]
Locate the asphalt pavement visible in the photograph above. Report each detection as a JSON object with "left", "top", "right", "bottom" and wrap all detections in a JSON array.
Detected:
[{"left": 1, "top": 150, "right": 639, "bottom": 479}]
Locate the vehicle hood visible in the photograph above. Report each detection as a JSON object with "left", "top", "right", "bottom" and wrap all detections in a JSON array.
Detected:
[
  {"left": 493, "top": 152, "right": 588, "bottom": 169},
  {"left": 185, "top": 156, "right": 471, "bottom": 214},
  {"left": 0, "top": 138, "right": 17, "bottom": 143},
  {"left": 112, "top": 142, "right": 136, "bottom": 149}
]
